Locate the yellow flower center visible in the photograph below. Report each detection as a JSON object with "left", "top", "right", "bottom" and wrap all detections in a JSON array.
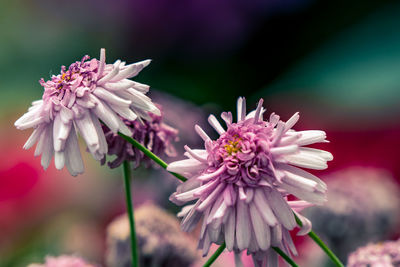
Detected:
[{"left": 224, "top": 135, "right": 242, "bottom": 155}]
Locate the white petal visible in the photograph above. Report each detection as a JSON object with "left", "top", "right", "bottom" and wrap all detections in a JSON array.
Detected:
[
  {"left": 282, "top": 152, "right": 328, "bottom": 170},
  {"left": 279, "top": 170, "right": 319, "bottom": 192},
  {"left": 253, "top": 189, "right": 278, "bottom": 227},
  {"left": 245, "top": 188, "right": 254, "bottom": 204},
  {"left": 221, "top": 111, "right": 232, "bottom": 125},
  {"left": 103, "top": 80, "right": 136, "bottom": 91},
  {"left": 108, "top": 103, "right": 138, "bottom": 121},
  {"left": 296, "top": 130, "right": 327, "bottom": 146},
  {"left": 271, "top": 121, "right": 285, "bottom": 145},
  {"left": 131, "top": 81, "right": 150, "bottom": 94},
  {"left": 177, "top": 205, "right": 195, "bottom": 218},
  {"left": 167, "top": 158, "right": 206, "bottom": 175},
  {"left": 284, "top": 112, "right": 299, "bottom": 131},
  {"left": 299, "top": 147, "right": 333, "bottom": 161},
  {"left": 34, "top": 125, "right": 48, "bottom": 156},
  {"left": 265, "top": 188, "right": 296, "bottom": 230},
  {"left": 267, "top": 246, "right": 278, "bottom": 266},
  {"left": 238, "top": 186, "right": 247, "bottom": 201},
  {"left": 75, "top": 111, "right": 99, "bottom": 152},
  {"left": 97, "top": 60, "right": 121, "bottom": 85},
  {"left": 223, "top": 184, "right": 237, "bottom": 206},
  {"left": 90, "top": 95, "right": 121, "bottom": 133},
  {"left": 279, "top": 182, "right": 326, "bottom": 205},
  {"left": 236, "top": 199, "right": 251, "bottom": 250},
  {"left": 174, "top": 179, "right": 218, "bottom": 202},
  {"left": 195, "top": 125, "right": 210, "bottom": 141},
  {"left": 121, "top": 89, "right": 160, "bottom": 115},
  {"left": 271, "top": 224, "right": 282, "bottom": 246},
  {"left": 98, "top": 48, "right": 106, "bottom": 77},
  {"left": 208, "top": 114, "right": 225, "bottom": 135},
  {"left": 64, "top": 125, "right": 84, "bottom": 176},
  {"left": 181, "top": 200, "right": 202, "bottom": 232},
  {"left": 294, "top": 211, "right": 312, "bottom": 236},
  {"left": 253, "top": 98, "right": 264, "bottom": 123},
  {"left": 288, "top": 200, "right": 314, "bottom": 212},
  {"left": 270, "top": 145, "right": 299, "bottom": 156},
  {"left": 184, "top": 145, "right": 208, "bottom": 163},
  {"left": 109, "top": 59, "right": 151, "bottom": 81},
  {"left": 90, "top": 112, "right": 108, "bottom": 155},
  {"left": 212, "top": 198, "right": 228, "bottom": 222},
  {"left": 249, "top": 204, "right": 270, "bottom": 250},
  {"left": 277, "top": 163, "right": 327, "bottom": 191},
  {"left": 237, "top": 97, "right": 246, "bottom": 122},
  {"left": 197, "top": 166, "right": 226, "bottom": 183},
  {"left": 198, "top": 183, "right": 226, "bottom": 212},
  {"left": 279, "top": 133, "right": 301, "bottom": 146},
  {"left": 93, "top": 87, "right": 131, "bottom": 107},
  {"left": 60, "top": 105, "right": 74, "bottom": 123},
  {"left": 54, "top": 151, "right": 65, "bottom": 170},
  {"left": 53, "top": 114, "right": 72, "bottom": 152},
  {"left": 225, "top": 208, "right": 236, "bottom": 251},
  {"left": 23, "top": 125, "right": 45, "bottom": 150},
  {"left": 15, "top": 112, "right": 44, "bottom": 130},
  {"left": 283, "top": 229, "right": 298, "bottom": 256},
  {"left": 40, "top": 126, "right": 54, "bottom": 169}
]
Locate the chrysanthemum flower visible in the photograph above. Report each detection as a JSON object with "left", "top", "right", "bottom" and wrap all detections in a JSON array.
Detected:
[
  {"left": 347, "top": 239, "right": 400, "bottom": 267},
  {"left": 15, "top": 49, "right": 160, "bottom": 176},
  {"left": 101, "top": 104, "right": 178, "bottom": 169},
  {"left": 168, "top": 97, "right": 331, "bottom": 264}
]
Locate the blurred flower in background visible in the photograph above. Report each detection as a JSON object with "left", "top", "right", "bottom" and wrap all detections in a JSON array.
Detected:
[
  {"left": 106, "top": 203, "right": 198, "bottom": 267},
  {"left": 305, "top": 167, "right": 400, "bottom": 262},
  {"left": 27, "top": 255, "right": 98, "bottom": 267},
  {"left": 102, "top": 104, "right": 178, "bottom": 169},
  {"left": 347, "top": 238, "right": 400, "bottom": 267}
]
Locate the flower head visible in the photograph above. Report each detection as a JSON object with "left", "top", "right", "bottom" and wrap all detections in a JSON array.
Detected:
[
  {"left": 101, "top": 104, "right": 178, "bottom": 169},
  {"left": 27, "top": 255, "right": 97, "bottom": 267},
  {"left": 347, "top": 239, "right": 400, "bottom": 267},
  {"left": 168, "top": 97, "right": 331, "bottom": 264},
  {"left": 106, "top": 203, "right": 198, "bottom": 267},
  {"left": 306, "top": 167, "right": 400, "bottom": 259},
  {"left": 15, "top": 49, "right": 160, "bottom": 176}
]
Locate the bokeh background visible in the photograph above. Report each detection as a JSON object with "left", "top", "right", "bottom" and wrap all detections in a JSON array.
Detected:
[{"left": 1, "top": 0, "right": 400, "bottom": 266}]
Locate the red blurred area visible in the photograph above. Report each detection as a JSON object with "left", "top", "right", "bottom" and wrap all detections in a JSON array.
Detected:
[{"left": 0, "top": 162, "right": 39, "bottom": 201}]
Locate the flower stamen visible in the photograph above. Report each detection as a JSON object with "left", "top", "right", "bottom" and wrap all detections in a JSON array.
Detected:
[{"left": 223, "top": 135, "right": 242, "bottom": 155}]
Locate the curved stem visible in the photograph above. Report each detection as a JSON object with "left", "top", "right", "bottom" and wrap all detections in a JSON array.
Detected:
[
  {"left": 203, "top": 242, "right": 226, "bottom": 267},
  {"left": 123, "top": 161, "right": 139, "bottom": 267},
  {"left": 294, "top": 215, "right": 344, "bottom": 267},
  {"left": 119, "top": 133, "right": 187, "bottom": 182},
  {"left": 272, "top": 247, "right": 299, "bottom": 267},
  {"left": 120, "top": 132, "right": 343, "bottom": 267}
]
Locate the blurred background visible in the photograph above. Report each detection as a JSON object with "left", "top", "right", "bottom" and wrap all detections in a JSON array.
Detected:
[{"left": 1, "top": 0, "right": 400, "bottom": 266}]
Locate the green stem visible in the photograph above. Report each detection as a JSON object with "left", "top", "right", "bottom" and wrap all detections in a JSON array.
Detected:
[
  {"left": 272, "top": 247, "right": 299, "bottom": 267},
  {"left": 294, "top": 215, "right": 344, "bottom": 267},
  {"left": 203, "top": 242, "right": 226, "bottom": 267},
  {"left": 123, "top": 161, "right": 139, "bottom": 267},
  {"left": 120, "top": 132, "right": 343, "bottom": 267},
  {"left": 119, "top": 133, "right": 187, "bottom": 182}
]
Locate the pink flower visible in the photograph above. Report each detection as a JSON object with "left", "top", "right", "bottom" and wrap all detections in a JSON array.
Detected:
[
  {"left": 15, "top": 49, "right": 160, "bottom": 176},
  {"left": 101, "top": 104, "right": 178, "bottom": 169},
  {"left": 347, "top": 239, "right": 400, "bottom": 267},
  {"left": 168, "top": 97, "right": 331, "bottom": 265},
  {"left": 28, "top": 255, "right": 97, "bottom": 267}
]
